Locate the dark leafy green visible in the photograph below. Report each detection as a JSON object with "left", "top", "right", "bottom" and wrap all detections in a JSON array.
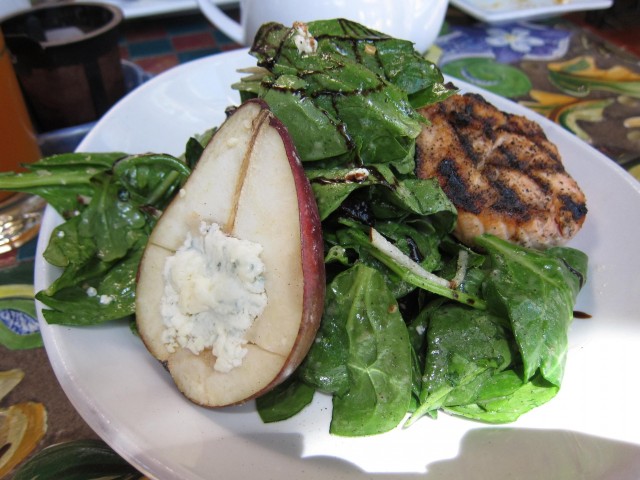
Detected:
[
  {"left": 476, "top": 235, "right": 587, "bottom": 386},
  {"left": 256, "top": 376, "right": 316, "bottom": 423},
  {"left": 444, "top": 371, "right": 559, "bottom": 424},
  {"left": 0, "top": 152, "right": 124, "bottom": 214},
  {"left": 0, "top": 150, "right": 192, "bottom": 325},
  {"left": 406, "top": 304, "right": 515, "bottom": 425},
  {"left": 301, "top": 264, "right": 412, "bottom": 436},
  {"left": 235, "top": 19, "right": 456, "bottom": 168}
]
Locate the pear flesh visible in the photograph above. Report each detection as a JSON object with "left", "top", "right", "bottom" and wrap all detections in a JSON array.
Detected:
[{"left": 136, "top": 100, "right": 325, "bottom": 407}]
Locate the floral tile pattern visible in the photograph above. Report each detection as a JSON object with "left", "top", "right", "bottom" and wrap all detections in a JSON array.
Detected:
[
  {"left": 437, "top": 22, "right": 572, "bottom": 65},
  {"left": 432, "top": 19, "right": 640, "bottom": 180}
]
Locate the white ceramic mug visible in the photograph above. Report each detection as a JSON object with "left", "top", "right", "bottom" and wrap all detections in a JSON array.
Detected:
[{"left": 197, "top": 0, "right": 449, "bottom": 53}]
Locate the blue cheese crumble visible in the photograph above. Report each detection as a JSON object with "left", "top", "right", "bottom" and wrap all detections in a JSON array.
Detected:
[
  {"left": 160, "top": 222, "right": 267, "bottom": 373},
  {"left": 292, "top": 22, "right": 317, "bottom": 54}
]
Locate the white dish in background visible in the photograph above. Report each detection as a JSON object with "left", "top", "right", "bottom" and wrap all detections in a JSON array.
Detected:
[
  {"left": 78, "top": 0, "right": 235, "bottom": 19},
  {"left": 450, "top": 0, "right": 613, "bottom": 23},
  {"left": 197, "top": 0, "right": 448, "bottom": 53},
  {"left": 35, "top": 49, "right": 640, "bottom": 479}
]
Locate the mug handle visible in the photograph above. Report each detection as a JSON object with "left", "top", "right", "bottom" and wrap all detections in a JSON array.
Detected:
[{"left": 197, "top": 0, "right": 244, "bottom": 44}]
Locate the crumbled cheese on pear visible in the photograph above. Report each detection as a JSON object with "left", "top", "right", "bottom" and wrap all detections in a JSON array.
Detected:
[{"left": 160, "top": 222, "right": 267, "bottom": 373}]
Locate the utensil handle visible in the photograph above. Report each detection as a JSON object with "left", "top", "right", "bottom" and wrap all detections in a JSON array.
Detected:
[{"left": 198, "top": 0, "right": 243, "bottom": 44}]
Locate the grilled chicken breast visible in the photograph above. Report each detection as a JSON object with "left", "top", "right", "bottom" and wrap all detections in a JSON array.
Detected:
[{"left": 415, "top": 93, "right": 587, "bottom": 249}]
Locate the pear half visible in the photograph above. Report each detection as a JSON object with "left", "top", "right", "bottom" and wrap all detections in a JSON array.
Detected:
[{"left": 136, "top": 100, "right": 325, "bottom": 407}]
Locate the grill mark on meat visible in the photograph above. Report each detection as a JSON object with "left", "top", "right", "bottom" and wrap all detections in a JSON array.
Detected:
[
  {"left": 559, "top": 193, "right": 588, "bottom": 221},
  {"left": 492, "top": 179, "right": 529, "bottom": 219},
  {"left": 498, "top": 144, "right": 524, "bottom": 171},
  {"left": 415, "top": 93, "right": 587, "bottom": 249},
  {"left": 437, "top": 158, "right": 482, "bottom": 214},
  {"left": 453, "top": 123, "right": 482, "bottom": 167}
]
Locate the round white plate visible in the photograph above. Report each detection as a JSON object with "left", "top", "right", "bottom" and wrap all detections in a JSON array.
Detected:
[{"left": 35, "top": 49, "right": 640, "bottom": 479}]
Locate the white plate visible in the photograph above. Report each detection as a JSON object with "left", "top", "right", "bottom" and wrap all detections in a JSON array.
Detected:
[
  {"left": 450, "top": 0, "right": 613, "bottom": 24},
  {"left": 35, "top": 49, "right": 640, "bottom": 480}
]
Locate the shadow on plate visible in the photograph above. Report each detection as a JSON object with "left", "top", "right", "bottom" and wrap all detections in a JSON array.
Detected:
[
  {"left": 243, "top": 427, "right": 640, "bottom": 479},
  {"left": 425, "top": 427, "right": 640, "bottom": 479},
  {"left": 138, "top": 424, "right": 640, "bottom": 479}
]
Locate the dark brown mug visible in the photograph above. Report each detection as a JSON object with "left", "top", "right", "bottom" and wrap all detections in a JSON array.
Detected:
[{"left": 1, "top": 2, "right": 125, "bottom": 132}]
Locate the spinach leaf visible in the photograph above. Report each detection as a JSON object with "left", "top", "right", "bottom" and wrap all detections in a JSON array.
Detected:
[
  {"left": 250, "top": 19, "right": 455, "bottom": 105},
  {"left": 36, "top": 244, "right": 143, "bottom": 325},
  {"left": 112, "top": 153, "right": 190, "bottom": 207},
  {"left": 329, "top": 218, "right": 445, "bottom": 299},
  {"left": 256, "top": 376, "right": 316, "bottom": 423},
  {"left": 401, "top": 234, "right": 588, "bottom": 426},
  {"left": 78, "top": 175, "right": 147, "bottom": 263},
  {"left": 444, "top": 371, "right": 559, "bottom": 424},
  {"left": 338, "top": 226, "right": 485, "bottom": 308},
  {"left": 374, "top": 219, "right": 443, "bottom": 273},
  {"left": 0, "top": 151, "right": 191, "bottom": 326},
  {"left": 306, "top": 166, "right": 383, "bottom": 221},
  {"left": 0, "top": 152, "right": 126, "bottom": 215},
  {"left": 476, "top": 235, "right": 588, "bottom": 386},
  {"left": 42, "top": 215, "right": 97, "bottom": 269},
  {"left": 301, "top": 264, "right": 412, "bottom": 436},
  {"left": 259, "top": 88, "right": 350, "bottom": 162},
  {"left": 406, "top": 304, "right": 514, "bottom": 426},
  {"left": 307, "top": 163, "right": 456, "bottom": 229},
  {"left": 234, "top": 19, "right": 456, "bottom": 168}
]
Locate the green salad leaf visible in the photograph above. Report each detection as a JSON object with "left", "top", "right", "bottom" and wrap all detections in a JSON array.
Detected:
[
  {"left": 476, "top": 235, "right": 588, "bottom": 387},
  {"left": 0, "top": 151, "right": 193, "bottom": 325},
  {"left": 301, "top": 264, "right": 412, "bottom": 436},
  {"left": 256, "top": 376, "right": 316, "bottom": 424},
  {"left": 234, "top": 19, "right": 456, "bottom": 168},
  {"left": 407, "top": 304, "right": 515, "bottom": 424}
]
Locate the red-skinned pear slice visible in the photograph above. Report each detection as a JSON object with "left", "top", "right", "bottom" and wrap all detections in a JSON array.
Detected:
[{"left": 136, "top": 99, "right": 325, "bottom": 407}]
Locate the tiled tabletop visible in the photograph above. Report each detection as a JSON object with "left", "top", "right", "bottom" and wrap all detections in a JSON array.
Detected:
[
  {"left": 115, "top": 5, "right": 640, "bottom": 75},
  {"left": 119, "top": 9, "right": 241, "bottom": 75}
]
